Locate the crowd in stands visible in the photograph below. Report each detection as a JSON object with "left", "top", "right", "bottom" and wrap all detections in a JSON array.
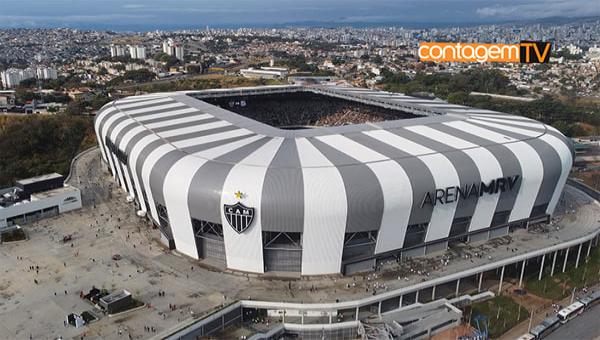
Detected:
[{"left": 204, "top": 92, "right": 417, "bottom": 128}]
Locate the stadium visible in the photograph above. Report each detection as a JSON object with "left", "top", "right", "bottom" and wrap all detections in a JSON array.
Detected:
[{"left": 94, "top": 85, "right": 573, "bottom": 276}]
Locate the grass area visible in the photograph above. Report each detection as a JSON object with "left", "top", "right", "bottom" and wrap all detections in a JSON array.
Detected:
[
  {"left": 526, "top": 245, "right": 600, "bottom": 300},
  {"left": 465, "top": 295, "right": 529, "bottom": 339}
]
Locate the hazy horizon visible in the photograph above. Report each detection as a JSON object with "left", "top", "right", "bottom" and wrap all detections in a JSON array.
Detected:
[{"left": 1, "top": 0, "right": 599, "bottom": 31}]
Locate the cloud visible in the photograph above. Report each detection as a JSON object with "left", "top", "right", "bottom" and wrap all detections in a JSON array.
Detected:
[
  {"left": 476, "top": 0, "right": 600, "bottom": 20},
  {"left": 0, "top": 14, "right": 155, "bottom": 28},
  {"left": 122, "top": 4, "right": 146, "bottom": 9}
]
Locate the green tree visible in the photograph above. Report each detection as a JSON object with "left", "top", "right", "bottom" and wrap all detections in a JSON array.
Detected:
[{"left": 65, "top": 100, "right": 86, "bottom": 115}]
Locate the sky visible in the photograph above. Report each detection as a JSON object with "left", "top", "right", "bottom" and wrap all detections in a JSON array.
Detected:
[{"left": 0, "top": 0, "right": 599, "bottom": 30}]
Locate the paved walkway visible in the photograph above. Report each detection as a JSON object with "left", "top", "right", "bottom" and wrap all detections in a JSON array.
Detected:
[{"left": 0, "top": 148, "right": 598, "bottom": 339}]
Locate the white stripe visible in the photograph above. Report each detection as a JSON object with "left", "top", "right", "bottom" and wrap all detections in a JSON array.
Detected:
[
  {"left": 405, "top": 125, "right": 475, "bottom": 149},
  {"left": 115, "top": 94, "right": 168, "bottom": 104},
  {"left": 163, "top": 135, "right": 265, "bottom": 260},
  {"left": 504, "top": 142, "right": 544, "bottom": 221},
  {"left": 444, "top": 121, "right": 543, "bottom": 222},
  {"left": 142, "top": 144, "right": 177, "bottom": 222},
  {"left": 363, "top": 129, "right": 460, "bottom": 242},
  {"left": 171, "top": 129, "right": 253, "bottom": 148},
  {"left": 444, "top": 121, "right": 518, "bottom": 144},
  {"left": 128, "top": 134, "right": 161, "bottom": 212},
  {"left": 101, "top": 111, "right": 127, "bottom": 185},
  {"left": 364, "top": 129, "right": 434, "bottom": 155},
  {"left": 116, "top": 97, "right": 173, "bottom": 109},
  {"left": 467, "top": 113, "right": 533, "bottom": 120},
  {"left": 468, "top": 118, "right": 542, "bottom": 137},
  {"left": 117, "top": 113, "right": 214, "bottom": 153},
  {"left": 419, "top": 154, "right": 460, "bottom": 242},
  {"left": 448, "top": 109, "right": 503, "bottom": 114},
  {"left": 469, "top": 121, "right": 572, "bottom": 217},
  {"left": 419, "top": 103, "right": 464, "bottom": 108},
  {"left": 315, "top": 135, "right": 388, "bottom": 162},
  {"left": 316, "top": 135, "right": 412, "bottom": 254},
  {"left": 221, "top": 138, "right": 284, "bottom": 273},
  {"left": 120, "top": 162, "right": 137, "bottom": 199},
  {"left": 118, "top": 126, "right": 146, "bottom": 154},
  {"left": 134, "top": 107, "right": 199, "bottom": 122},
  {"left": 371, "top": 94, "right": 412, "bottom": 98},
  {"left": 145, "top": 113, "right": 213, "bottom": 128},
  {"left": 190, "top": 135, "right": 265, "bottom": 158},
  {"left": 462, "top": 148, "right": 503, "bottom": 230},
  {"left": 539, "top": 134, "right": 572, "bottom": 215},
  {"left": 470, "top": 116, "right": 543, "bottom": 129},
  {"left": 142, "top": 127, "right": 252, "bottom": 222},
  {"left": 157, "top": 121, "right": 231, "bottom": 138},
  {"left": 99, "top": 110, "right": 125, "bottom": 173},
  {"left": 95, "top": 107, "right": 117, "bottom": 162},
  {"left": 407, "top": 125, "right": 503, "bottom": 231},
  {"left": 296, "top": 137, "right": 347, "bottom": 275},
  {"left": 123, "top": 102, "right": 186, "bottom": 116},
  {"left": 108, "top": 114, "right": 141, "bottom": 193}
]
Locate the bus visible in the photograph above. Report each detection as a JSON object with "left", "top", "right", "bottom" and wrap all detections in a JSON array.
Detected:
[
  {"left": 529, "top": 315, "right": 560, "bottom": 339},
  {"left": 557, "top": 301, "right": 584, "bottom": 324},
  {"left": 578, "top": 290, "right": 600, "bottom": 309}
]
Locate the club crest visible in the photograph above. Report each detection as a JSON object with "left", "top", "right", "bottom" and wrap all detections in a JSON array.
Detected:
[{"left": 223, "top": 202, "right": 255, "bottom": 233}]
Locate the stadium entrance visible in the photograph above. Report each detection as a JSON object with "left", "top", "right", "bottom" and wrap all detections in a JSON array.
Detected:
[{"left": 192, "top": 219, "right": 227, "bottom": 265}]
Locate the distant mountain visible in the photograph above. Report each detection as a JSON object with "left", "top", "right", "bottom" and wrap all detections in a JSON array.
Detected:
[
  {"left": 0, "top": 15, "right": 597, "bottom": 32},
  {"left": 259, "top": 15, "right": 600, "bottom": 30}
]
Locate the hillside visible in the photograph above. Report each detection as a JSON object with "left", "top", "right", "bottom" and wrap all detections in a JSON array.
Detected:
[{"left": 0, "top": 115, "right": 96, "bottom": 187}]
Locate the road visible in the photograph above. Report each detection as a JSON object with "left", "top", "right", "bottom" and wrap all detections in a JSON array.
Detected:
[{"left": 546, "top": 303, "right": 600, "bottom": 340}]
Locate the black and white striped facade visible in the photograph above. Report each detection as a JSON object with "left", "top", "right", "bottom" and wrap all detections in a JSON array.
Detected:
[{"left": 95, "top": 85, "right": 573, "bottom": 275}]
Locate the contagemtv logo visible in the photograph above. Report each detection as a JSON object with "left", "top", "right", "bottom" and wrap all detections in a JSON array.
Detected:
[{"left": 419, "top": 41, "right": 552, "bottom": 63}]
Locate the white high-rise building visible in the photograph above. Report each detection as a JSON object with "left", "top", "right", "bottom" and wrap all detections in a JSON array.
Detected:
[
  {"left": 110, "top": 45, "right": 126, "bottom": 58},
  {"left": 128, "top": 45, "right": 138, "bottom": 59},
  {"left": 162, "top": 39, "right": 184, "bottom": 60},
  {"left": 128, "top": 45, "right": 146, "bottom": 60},
  {"left": 174, "top": 45, "right": 184, "bottom": 61},
  {"left": 162, "top": 41, "right": 171, "bottom": 54},
  {"left": 1, "top": 68, "right": 37, "bottom": 88},
  {"left": 1, "top": 70, "right": 20, "bottom": 88},
  {"left": 36, "top": 67, "right": 58, "bottom": 80},
  {"left": 1, "top": 67, "right": 57, "bottom": 88},
  {"left": 136, "top": 46, "right": 146, "bottom": 60}
]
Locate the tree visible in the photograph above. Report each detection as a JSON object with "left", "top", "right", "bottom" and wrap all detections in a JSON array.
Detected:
[
  {"left": 371, "top": 55, "right": 383, "bottom": 65},
  {"left": 186, "top": 65, "right": 202, "bottom": 74},
  {"left": 447, "top": 91, "right": 469, "bottom": 105},
  {"left": 89, "top": 94, "right": 111, "bottom": 110},
  {"left": 65, "top": 100, "right": 86, "bottom": 115}
]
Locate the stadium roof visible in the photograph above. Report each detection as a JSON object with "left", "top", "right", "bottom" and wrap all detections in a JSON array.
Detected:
[{"left": 97, "top": 85, "right": 563, "bottom": 169}]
